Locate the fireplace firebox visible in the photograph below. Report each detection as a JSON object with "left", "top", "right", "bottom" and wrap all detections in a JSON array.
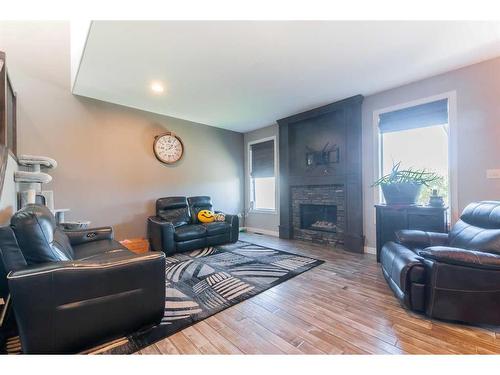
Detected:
[{"left": 300, "top": 204, "right": 337, "bottom": 233}]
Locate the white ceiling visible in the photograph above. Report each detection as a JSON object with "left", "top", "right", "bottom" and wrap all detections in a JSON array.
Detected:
[{"left": 73, "top": 21, "right": 500, "bottom": 133}]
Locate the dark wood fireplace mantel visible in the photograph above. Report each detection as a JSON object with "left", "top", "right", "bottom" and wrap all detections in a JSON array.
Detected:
[{"left": 277, "top": 95, "right": 364, "bottom": 253}]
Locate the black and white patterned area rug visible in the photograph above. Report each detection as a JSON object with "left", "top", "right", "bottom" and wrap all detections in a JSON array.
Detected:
[
  {"left": 3, "top": 241, "right": 323, "bottom": 354},
  {"left": 104, "top": 240, "right": 323, "bottom": 354}
]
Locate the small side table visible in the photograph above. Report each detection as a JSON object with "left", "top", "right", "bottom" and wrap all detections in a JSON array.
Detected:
[
  {"left": 375, "top": 204, "right": 448, "bottom": 262},
  {"left": 120, "top": 238, "right": 150, "bottom": 254}
]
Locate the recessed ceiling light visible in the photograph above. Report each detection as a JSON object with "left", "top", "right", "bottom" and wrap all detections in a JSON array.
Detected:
[{"left": 151, "top": 82, "right": 164, "bottom": 94}]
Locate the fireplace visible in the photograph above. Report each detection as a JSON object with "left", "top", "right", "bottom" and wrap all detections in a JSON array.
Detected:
[
  {"left": 291, "top": 184, "right": 345, "bottom": 245},
  {"left": 300, "top": 204, "right": 337, "bottom": 233},
  {"left": 278, "top": 95, "right": 364, "bottom": 252}
]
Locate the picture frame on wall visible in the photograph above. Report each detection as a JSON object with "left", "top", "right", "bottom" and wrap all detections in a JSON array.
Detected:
[{"left": 0, "top": 51, "right": 17, "bottom": 157}]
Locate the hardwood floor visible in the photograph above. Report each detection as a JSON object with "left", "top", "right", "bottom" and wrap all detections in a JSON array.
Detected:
[{"left": 137, "top": 233, "right": 500, "bottom": 355}]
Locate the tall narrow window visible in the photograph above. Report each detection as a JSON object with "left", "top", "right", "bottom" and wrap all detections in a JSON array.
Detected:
[
  {"left": 249, "top": 139, "right": 276, "bottom": 211},
  {"left": 379, "top": 98, "right": 449, "bottom": 205}
]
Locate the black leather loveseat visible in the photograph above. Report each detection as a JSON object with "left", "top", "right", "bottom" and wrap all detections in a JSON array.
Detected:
[
  {"left": 381, "top": 201, "right": 500, "bottom": 325},
  {"left": 148, "top": 196, "right": 239, "bottom": 254},
  {"left": 0, "top": 204, "right": 166, "bottom": 353}
]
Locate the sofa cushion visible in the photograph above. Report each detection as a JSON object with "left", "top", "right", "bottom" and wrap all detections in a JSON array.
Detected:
[
  {"left": 449, "top": 220, "right": 500, "bottom": 254},
  {"left": 188, "top": 196, "right": 213, "bottom": 224},
  {"left": 175, "top": 238, "right": 207, "bottom": 253},
  {"left": 448, "top": 201, "right": 500, "bottom": 254},
  {"left": 174, "top": 224, "right": 207, "bottom": 242},
  {"left": 10, "top": 204, "right": 74, "bottom": 264},
  {"left": 157, "top": 197, "right": 191, "bottom": 227},
  {"left": 74, "top": 248, "right": 135, "bottom": 262},
  {"left": 459, "top": 201, "right": 500, "bottom": 229},
  {"left": 207, "top": 233, "right": 231, "bottom": 246},
  {"left": 73, "top": 239, "right": 129, "bottom": 260},
  {"left": 203, "top": 221, "right": 231, "bottom": 236}
]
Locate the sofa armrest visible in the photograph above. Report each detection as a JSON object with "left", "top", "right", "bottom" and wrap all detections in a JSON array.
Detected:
[
  {"left": 396, "top": 230, "right": 449, "bottom": 249},
  {"left": 224, "top": 214, "right": 239, "bottom": 243},
  {"left": 7, "top": 251, "right": 166, "bottom": 353},
  {"left": 64, "top": 226, "right": 114, "bottom": 246},
  {"left": 147, "top": 216, "right": 175, "bottom": 253},
  {"left": 419, "top": 246, "right": 500, "bottom": 270},
  {"left": 381, "top": 242, "right": 425, "bottom": 292},
  {"left": 380, "top": 241, "right": 426, "bottom": 311}
]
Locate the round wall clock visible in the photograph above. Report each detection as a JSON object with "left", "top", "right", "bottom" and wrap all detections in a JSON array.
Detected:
[{"left": 153, "top": 131, "right": 184, "bottom": 164}]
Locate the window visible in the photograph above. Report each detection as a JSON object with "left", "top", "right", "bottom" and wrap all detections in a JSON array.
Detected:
[
  {"left": 378, "top": 98, "right": 449, "bottom": 206},
  {"left": 249, "top": 138, "right": 276, "bottom": 211}
]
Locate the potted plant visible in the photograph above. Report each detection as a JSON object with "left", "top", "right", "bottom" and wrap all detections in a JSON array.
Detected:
[{"left": 372, "top": 162, "right": 440, "bottom": 205}]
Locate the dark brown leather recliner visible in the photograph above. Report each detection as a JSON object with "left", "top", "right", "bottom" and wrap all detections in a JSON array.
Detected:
[
  {"left": 0, "top": 204, "right": 166, "bottom": 353},
  {"left": 381, "top": 201, "right": 500, "bottom": 325}
]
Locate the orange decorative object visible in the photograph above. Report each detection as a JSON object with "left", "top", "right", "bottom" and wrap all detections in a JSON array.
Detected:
[{"left": 197, "top": 210, "right": 215, "bottom": 223}]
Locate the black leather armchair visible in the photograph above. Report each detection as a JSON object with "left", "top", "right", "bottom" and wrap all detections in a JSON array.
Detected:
[
  {"left": 148, "top": 196, "right": 239, "bottom": 254},
  {"left": 0, "top": 204, "right": 166, "bottom": 353},
  {"left": 381, "top": 201, "right": 500, "bottom": 325}
]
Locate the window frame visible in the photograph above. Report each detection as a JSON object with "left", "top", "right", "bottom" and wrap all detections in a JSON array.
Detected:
[
  {"left": 248, "top": 135, "right": 278, "bottom": 214},
  {"left": 372, "top": 91, "right": 458, "bottom": 223}
]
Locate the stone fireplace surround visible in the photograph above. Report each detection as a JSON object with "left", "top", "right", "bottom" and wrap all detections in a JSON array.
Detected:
[
  {"left": 277, "top": 95, "right": 364, "bottom": 253},
  {"left": 292, "top": 184, "right": 345, "bottom": 245}
]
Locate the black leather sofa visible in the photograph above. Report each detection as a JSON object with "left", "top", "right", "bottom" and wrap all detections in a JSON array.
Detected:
[
  {"left": 0, "top": 204, "right": 166, "bottom": 353},
  {"left": 381, "top": 201, "right": 500, "bottom": 325},
  {"left": 148, "top": 196, "right": 239, "bottom": 254}
]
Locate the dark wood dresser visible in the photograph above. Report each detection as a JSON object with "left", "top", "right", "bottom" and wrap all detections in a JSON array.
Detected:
[{"left": 375, "top": 204, "right": 448, "bottom": 262}]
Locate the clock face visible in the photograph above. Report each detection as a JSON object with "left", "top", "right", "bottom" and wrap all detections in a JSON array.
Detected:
[{"left": 153, "top": 133, "right": 184, "bottom": 164}]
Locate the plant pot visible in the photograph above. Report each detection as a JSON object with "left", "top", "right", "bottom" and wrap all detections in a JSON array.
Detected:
[{"left": 381, "top": 183, "right": 422, "bottom": 205}]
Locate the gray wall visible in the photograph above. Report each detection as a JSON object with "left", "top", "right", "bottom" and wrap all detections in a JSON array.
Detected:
[
  {"left": 3, "top": 21, "right": 499, "bottom": 248},
  {"left": 0, "top": 21, "right": 244, "bottom": 240},
  {"left": 362, "top": 56, "right": 500, "bottom": 248},
  {"left": 243, "top": 124, "right": 279, "bottom": 233},
  {"left": 244, "top": 57, "right": 500, "bottom": 250}
]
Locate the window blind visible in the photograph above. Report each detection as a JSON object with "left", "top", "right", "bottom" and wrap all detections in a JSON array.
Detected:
[
  {"left": 379, "top": 98, "right": 448, "bottom": 134},
  {"left": 251, "top": 140, "right": 275, "bottom": 178}
]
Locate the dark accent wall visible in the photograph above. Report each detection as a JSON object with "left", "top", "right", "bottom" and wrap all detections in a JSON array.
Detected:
[{"left": 277, "top": 95, "right": 364, "bottom": 253}]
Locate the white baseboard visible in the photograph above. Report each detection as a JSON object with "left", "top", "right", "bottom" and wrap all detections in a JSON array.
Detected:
[
  {"left": 364, "top": 246, "right": 376, "bottom": 255},
  {"left": 242, "top": 227, "right": 279, "bottom": 237}
]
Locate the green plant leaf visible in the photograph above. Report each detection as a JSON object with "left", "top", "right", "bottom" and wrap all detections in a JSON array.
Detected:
[{"left": 372, "top": 161, "right": 442, "bottom": 187}]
